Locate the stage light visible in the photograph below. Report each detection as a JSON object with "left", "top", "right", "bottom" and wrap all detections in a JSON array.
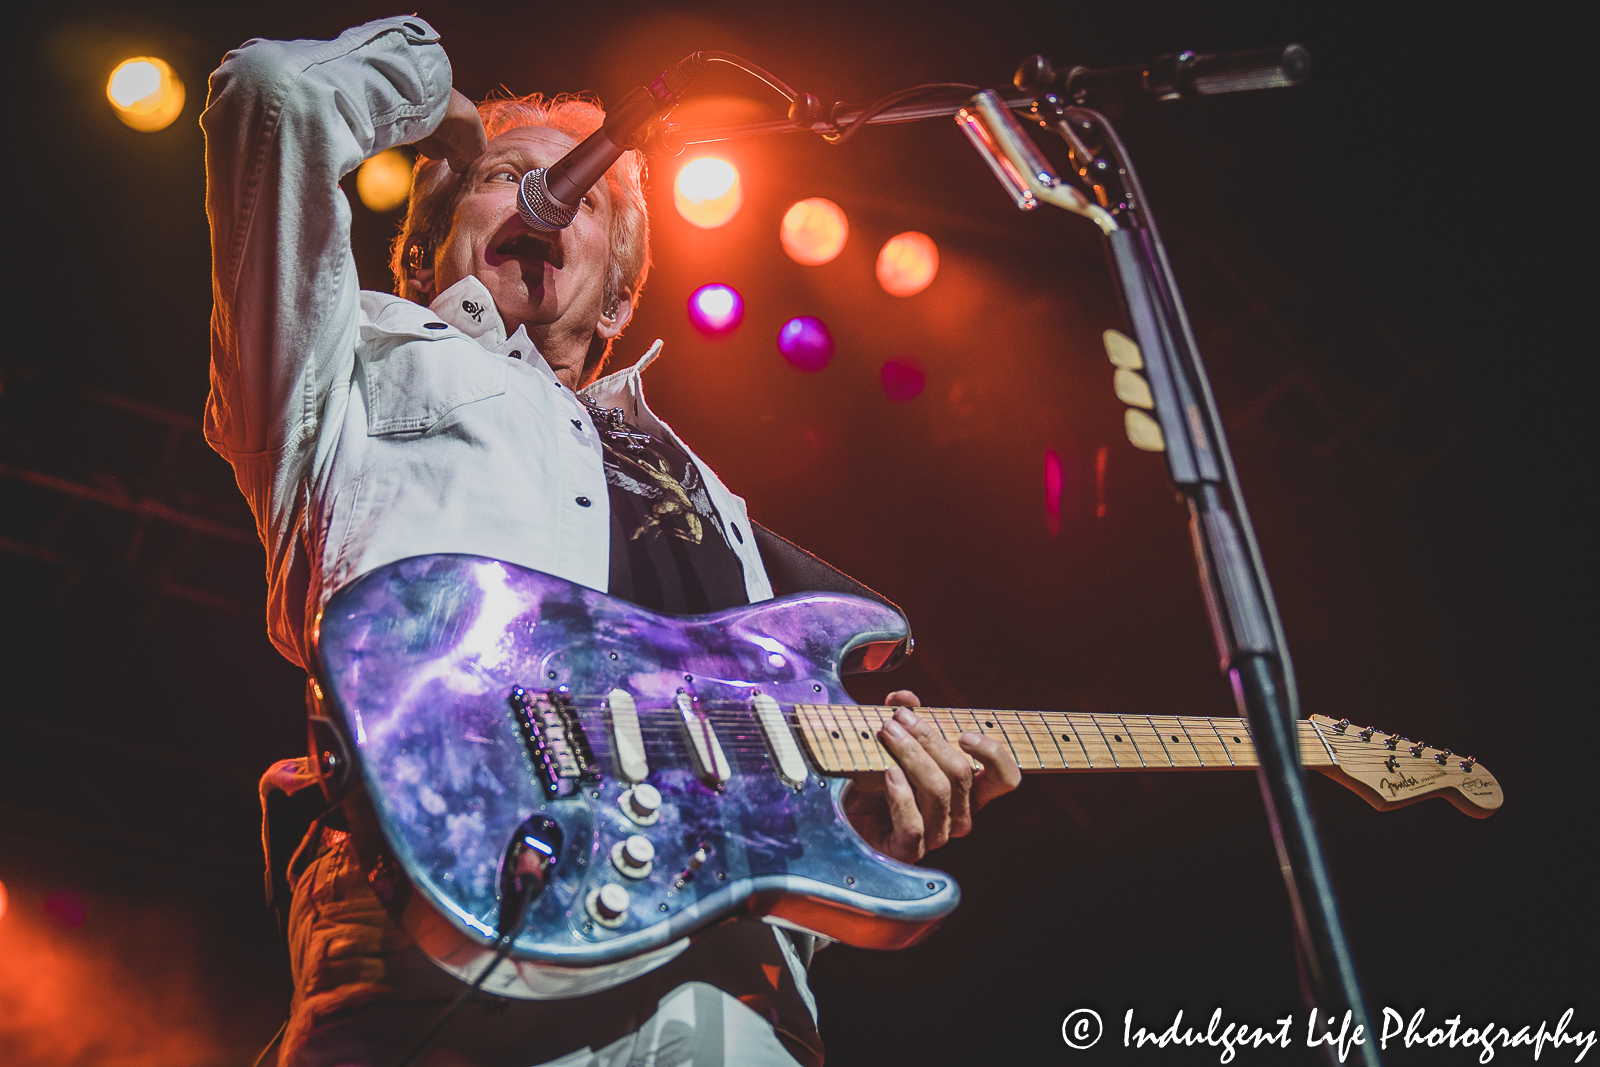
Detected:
[
  {"left": 876, "top": 232, "right": 939, "bottom": 297},
  {"left": 777, "top": 316, "right": 834, "bottom": 372},
  {"left": 0, "top": 878, "right": 7, "bottom": 922},
  {"left": 780, "top": 198, "right": 847, "bottom": 265},
  {"left": 879, "top": 358, "right": 925, "bottom": 402},
  {"left": 356, "top": 148, "right": 414, "bottom": 213},
  {"left": 687, "top": 283, "right": 744, "bottom": 335},
  {"left": 1045, "top": 450, "right": 1063, "bottom": 537},
  {"left": 674, "top": 157, "right": 743, "bottom": 228},
  {"left": 106, "top": 57, "right": 185, "bottom": 132}
]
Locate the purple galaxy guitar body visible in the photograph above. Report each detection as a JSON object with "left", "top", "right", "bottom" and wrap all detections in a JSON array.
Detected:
[{"left": 313, "top": 553, "right": 953, "bottom": 1000}]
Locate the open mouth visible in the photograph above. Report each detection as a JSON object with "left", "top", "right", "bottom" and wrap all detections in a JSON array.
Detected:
[{"left": 489, "top": 229, "right": 562, "bottom": 269}]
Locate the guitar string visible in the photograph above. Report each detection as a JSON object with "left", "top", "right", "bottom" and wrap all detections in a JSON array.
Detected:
[
  {"left": 490, "top": 702, "right": 1469, "bottom": 775},
  {"left": 506, "top": 699, "right": 1458, "bottom": 770}
]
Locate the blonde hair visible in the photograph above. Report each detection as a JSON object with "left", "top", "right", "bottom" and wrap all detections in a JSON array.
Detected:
[{"left": 390, "top": 93, "right": 651, "bottom": 379}]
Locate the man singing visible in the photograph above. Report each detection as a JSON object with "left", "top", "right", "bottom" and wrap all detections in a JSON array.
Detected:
[{"left": 204, "top": 15, "right": 1019, "bottom": 1065}]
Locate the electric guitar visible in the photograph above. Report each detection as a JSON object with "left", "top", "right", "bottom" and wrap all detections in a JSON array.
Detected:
[{"left": 311, "top": 554, "right": 1502, "bottom": 1000}]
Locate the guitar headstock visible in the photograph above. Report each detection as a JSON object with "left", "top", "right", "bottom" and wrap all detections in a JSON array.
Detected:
[{"left": 1308, "top": 714, "right": 1503, "bottom": 818}]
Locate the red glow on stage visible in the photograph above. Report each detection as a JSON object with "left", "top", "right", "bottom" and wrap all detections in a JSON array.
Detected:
[
  {"left": 44, "top": 890, "right": 86, "bottom": 928},
  {"left": 687, "top": 283, "right": 744, "bottom": 336},
  {"left": 1045, "top": 450, "right": 1063, "bottom": 537},
  {"left": 876, "top": 232, "right": 939, "bottom": 297},
  {"left": 0, "top": 879, "right": 7, "bottom": 922},
  {"left": 777, "top": 316, "right": 834, "bottom": 372},
  {"left": 780, "top": 198, "right": 848, "bottom": 265},
  {"left": 880, "top": 359, "right": 925, "bottom": 402},
  {"left": 1095, "top": 445, "right": 1108, "bottom": 518}
]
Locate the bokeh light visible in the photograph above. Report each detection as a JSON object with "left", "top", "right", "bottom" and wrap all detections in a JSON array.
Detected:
[
  {"left": 106, "top": 57, "right": 185, "bottom": 133},
  {"left": 356, "top": 148, "right": 414, "bottom": 213},
  {"left": 880, "top": 358, "right": 925, "bottom": 402},
  {"left": 674, "top": 157, "right": 743, "bottom": 228},
  {"left": 780, "top": 198, "right": 848, "bottom": 265},
  {"left": 777, "top": 316, "right": 834, "bottom": 372},
  {"left": 876, "top": 231, "right": 940, "bottom": 297},
  {"left": 1045, "top": 450, "right": 1063, "bottom": 537},
  {"left": 0, "top": 878, "right": 7, "bottom": 921},
  {"left": 687, "top": 283, "right": 745, "bottom": 336}
]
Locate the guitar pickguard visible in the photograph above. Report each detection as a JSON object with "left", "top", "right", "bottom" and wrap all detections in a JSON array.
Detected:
[{"left": 314, "top": 554, "right": 957, "bottom": 999}]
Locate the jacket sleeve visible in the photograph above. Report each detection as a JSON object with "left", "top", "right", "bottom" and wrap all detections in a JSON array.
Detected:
[{"left": 200, "top": 17, "right": 452, "bottom": 663}]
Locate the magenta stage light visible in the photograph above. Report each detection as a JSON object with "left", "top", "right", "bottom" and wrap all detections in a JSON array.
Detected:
[
  {"left": 777, "top": 316, "right": 833, "bottom": 372},
  {"left": 687, "top": 283, "right": 745, "bottom": 336},
  {"left": 1045, "top": 450, "right": 1063, "bottom": 538},
  {"left": 879, "top": 358, "right": 925, "bottom": 402}
]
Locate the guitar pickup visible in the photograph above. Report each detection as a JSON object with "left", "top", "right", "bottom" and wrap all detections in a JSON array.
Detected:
[
  {"left": 676, "top": 690, "right": 731, "bottom": 788},
  {"left": 511, "top": 687, "right": 601, "bottom": 799}
]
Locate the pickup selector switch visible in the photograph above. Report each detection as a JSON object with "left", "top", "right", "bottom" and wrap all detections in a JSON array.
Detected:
[
  {"left": 586, "top": 883, "right": 630, "bottom": 928},
  {"left": 620, "top": 782, "right": 661, "bottom": 825},
  {"left": 612, "top": 835, "right": 655, "bottom": 879}
]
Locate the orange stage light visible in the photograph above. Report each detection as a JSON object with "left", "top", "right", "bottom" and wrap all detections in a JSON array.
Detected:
[
  {"left": 0, "top": 878, "right": 7, "bottom": 922},
  {"left": 780, "top": 198, "right": 847, "bottom": 265},
  {"left": 106, "top": 57, "right": 185, "bottom": 132},
  {"left": 356, "top": 148, "right": 415, "bottom": 213},
  {"left": 674, "top": 157, "right": 742, "bottom": 228},
  {"left": 876, "top": 231, "right": 939, "bottom": 296}
]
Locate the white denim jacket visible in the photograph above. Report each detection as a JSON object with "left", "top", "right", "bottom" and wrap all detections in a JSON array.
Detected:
[{"left": 202, "top": 16, "right": 773, "bottom": 670}]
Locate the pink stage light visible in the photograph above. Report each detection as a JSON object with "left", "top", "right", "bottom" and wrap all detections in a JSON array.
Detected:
[
  {"left": 879, "top": 358, "right": 925, "bottom": 402},
  {"left": 777, "top": 316, "right": 834, "bottom": 372},
  {"left": 687, "top": 283, "right": 745, "bottom": 336},
  {"left": 1045, "top": 450, "right": 1063, "bottom": 537}
]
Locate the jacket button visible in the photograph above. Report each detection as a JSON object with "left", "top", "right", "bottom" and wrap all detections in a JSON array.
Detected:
[
  {"left": 576, "top": 496, "right": 592, "bottom": 507},
  {"left": 509, "top": 350, "right": 522, "bottom": 360},
  {"left": 571, "top": 419, "right": 584, "bottom": 430},
  {"left": 424, "top": 322, "right": 448, "bottom": 330}
]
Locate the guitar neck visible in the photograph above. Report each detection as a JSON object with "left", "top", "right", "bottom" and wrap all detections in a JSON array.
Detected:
[{"left": 792, "top": 704, "right": 1338, "bottom": 774}]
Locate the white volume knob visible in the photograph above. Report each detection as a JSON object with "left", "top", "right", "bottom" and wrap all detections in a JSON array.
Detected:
[
  {"left": 622, "top": 835, "right": 655, "bottom": 868},
  {"left": 629, "top": 783, "right": 661, "bottom": 818},
  {"left": 596, "top": 883, "right": 630, "bottom": 920}
]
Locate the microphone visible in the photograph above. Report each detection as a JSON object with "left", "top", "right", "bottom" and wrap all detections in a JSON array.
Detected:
[{"left": 519, "top": 55, "right": 706, "bottom": 230}]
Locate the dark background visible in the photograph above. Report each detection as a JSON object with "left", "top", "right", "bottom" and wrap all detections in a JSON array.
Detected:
[{"left": 3, "top": 1, "right": 1587, "bottom": 1065}]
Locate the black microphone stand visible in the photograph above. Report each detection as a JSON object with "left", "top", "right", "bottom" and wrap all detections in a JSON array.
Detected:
[{"left": 649, "top": 45, "right": 1378, "bottom": 1064}]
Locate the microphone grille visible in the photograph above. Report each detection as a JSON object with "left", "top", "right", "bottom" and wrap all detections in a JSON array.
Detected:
[{"left": 519, "top": 169, "right": 579, "bottom": 231}]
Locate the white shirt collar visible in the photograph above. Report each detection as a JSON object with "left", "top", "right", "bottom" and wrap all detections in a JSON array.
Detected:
[
  {"left": 429, "top": 276, "right": 506, "bottom": 347},
  {"left": 427, "top": 276, "right": 665, "bottom": 396}
]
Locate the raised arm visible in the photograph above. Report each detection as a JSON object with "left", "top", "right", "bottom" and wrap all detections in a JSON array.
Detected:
[{"left": 201, "top": 16, "right": 452, "bottom": 460}]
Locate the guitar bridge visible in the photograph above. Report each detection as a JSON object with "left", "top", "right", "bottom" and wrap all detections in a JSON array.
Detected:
[{"left": 511, "top": 686, "right": 601, "bottom": 799}]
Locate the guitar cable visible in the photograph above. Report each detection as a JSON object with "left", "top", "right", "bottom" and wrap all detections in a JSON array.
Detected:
[{"left": 395, "top": 878, "right": 539, "bottom": 1067}]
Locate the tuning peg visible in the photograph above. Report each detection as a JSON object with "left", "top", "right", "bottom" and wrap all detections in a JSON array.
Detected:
[
  {"left": 1102, "top": 329, "right": 1143, "bottom": 369},
  {"left": 1459, "top": 756, "right": 1476, "bottom": 771},
  {"left": 1334, "top": 718, "right": 1351, "bottom": 733},
  {"left": 1114, "top": 367, "right": 1154, "bottom": 408},
  {"left": 1384, "top": 735, "right": 1400, "bottom": 750},
  {"left": 1409, "top": 742, "right": 1427, "bottom": 758},
  {"left": 1433, "top": 748, "right": 1452, "bottom": 765},
  {"left": 1124, "top": 408, "right": 1165, "bottom": 451},
  {"left": 1358, "top": 728, "right": 1374, "bottom": 742}
]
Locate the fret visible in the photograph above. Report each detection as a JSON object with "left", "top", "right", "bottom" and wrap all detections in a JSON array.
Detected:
[
  {"left": 1121, "top": 715, "right": 1174, "bottom": 767},
  {"left": 1216, "top": 722, "right": 1258, "bottom": 766},
  {"left": 834, "top": 705, "right": 885, "bottom": 771},
  {"left": 1180, "top": 716, "right": 1236, "bottom": 766},
  {"left": 1145, "top": 716, "right": 1206, "bottom": 767},
  {"left": 1005, "top": 710, "right": 1066, "bottom": 770},
  {"left": 1041, "top": 712, "right": 1095, "bottom": 768},
  {"left": 1064, "top": 712, "right": 1119, "bottom": 767}
]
